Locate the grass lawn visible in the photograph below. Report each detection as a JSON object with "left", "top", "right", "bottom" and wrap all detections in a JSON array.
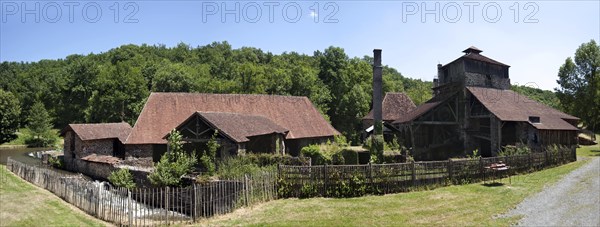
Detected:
[
  {"left": 1, "top": 128, "right": 63, "bottom": 147},
  {"left": 577, "top": 134, "right": 599, "bottom": 157},
  {"left": 200, "top": 155, "right": 592, "bottom": 226},
  {"left": 0, "top": 165, "right": 107, "bottom": 227}
]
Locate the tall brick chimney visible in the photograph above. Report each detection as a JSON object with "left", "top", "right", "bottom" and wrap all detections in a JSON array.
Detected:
[{"left": 373, "top": 49, "right": 383, "bottom": 134}]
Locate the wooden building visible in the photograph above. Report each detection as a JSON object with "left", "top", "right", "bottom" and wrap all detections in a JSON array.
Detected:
[
  {"left": 391, "top": 47, "right": 579, "bottom": 160},
  {"left": 362, "top": 92, "right": 416, "bottom": 141},
  {"left": 168, "top": 111, "right": 289, "bottom": 157}
]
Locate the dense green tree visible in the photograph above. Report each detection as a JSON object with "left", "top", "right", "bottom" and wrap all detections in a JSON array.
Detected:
[
  {"left": 511, "top": 84, "right": 562, "bottom": 110},
  {"left": 25, "top": 101, "right": 57, "bottom": 147},
  {"left": 86, "top": 63, "right": 148, "bottom": 125},
  {"left": 149, "top": 130, "right": 198, "bottom": 186},
  {"left": 0, "top": 89, "right": 21, "bottom": 143},
  {"left": 556, "top": 40, "right": 600, "bottom": 131}
]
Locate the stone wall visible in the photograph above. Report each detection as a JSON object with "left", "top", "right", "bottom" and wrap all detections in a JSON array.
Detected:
[
  {"left": 124, "top": 144, "right": 153, "bottom": 167},
  {"left": 72, "top": 158, "right": 116, "bottom": 180}
]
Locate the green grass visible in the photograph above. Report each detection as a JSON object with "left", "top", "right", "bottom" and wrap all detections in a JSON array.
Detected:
[
  {"left": 0, "top": 165, "right": 106, "bottom": 226},
  {"left": 201, "top": 156, "right": 591, "bottom": 226},
  {"left": 577, "top": 134, "right": 600, "bottom": 157},
  {"left": 1, "top": 128, "right": 63, "bottom": 147}
]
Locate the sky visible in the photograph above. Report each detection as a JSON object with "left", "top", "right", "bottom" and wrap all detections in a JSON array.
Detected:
[{"left": 1, "top": 0, "right": 599, "bottom": 91}]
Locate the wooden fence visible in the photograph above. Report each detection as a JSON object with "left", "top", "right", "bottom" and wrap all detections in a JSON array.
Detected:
[
  {"left": 6, "top": 158, "right": 277, "bottom": 226},
  {"left": 278, "top": 147, "right": 577, "bottom": 197}
]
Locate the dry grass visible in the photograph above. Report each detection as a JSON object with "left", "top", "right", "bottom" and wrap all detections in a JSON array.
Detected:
[{"left": 0, "top": 165, "right": 109, "bottom": 226}]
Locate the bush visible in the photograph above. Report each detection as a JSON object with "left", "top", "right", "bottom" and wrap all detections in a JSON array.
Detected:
[
  {"left": 148, "top": 130, "right": 198, "bottom": 186},
  {"left": 200, "top": 131, "right": 220, "bottom": 176},
  {"left": 48, "top": 155, "right": 63, "bottom": 169},
  {"left": 341, "top": 149, "right": 358, "bottom": 165},
  {"left": 301, "top": 144, "right": 328, "bottom": 165},
  {"left": 498, "top": 143, "right": 531, "bottom": 156},
  {"left": 108, "top": 168, "right": 136, "bottom": 189}
]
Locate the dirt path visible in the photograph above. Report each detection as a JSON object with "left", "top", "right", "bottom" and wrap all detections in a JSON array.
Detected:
[{"left": 506, "top": 157, "right": 600, "bottom": 226}]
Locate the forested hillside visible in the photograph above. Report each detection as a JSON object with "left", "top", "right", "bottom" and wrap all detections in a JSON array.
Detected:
[
  {"left": 0, "top": 42, "right": 432, "bottom": 143},
  {"left": 511, "top": 85, "right": 562, "bottom": 111}
]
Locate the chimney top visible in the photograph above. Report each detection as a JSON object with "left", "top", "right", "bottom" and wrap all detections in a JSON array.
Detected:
[
  {"left": 373, "top": 49, "right": 382, "bottom": 66},
  {"left": 463, "top": 46, "right": 483, "bottom": 54}
]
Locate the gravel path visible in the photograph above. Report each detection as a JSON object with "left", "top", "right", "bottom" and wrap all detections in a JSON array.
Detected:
[{"left": 505, "top": 157, "right": 600, "bottom": 226}]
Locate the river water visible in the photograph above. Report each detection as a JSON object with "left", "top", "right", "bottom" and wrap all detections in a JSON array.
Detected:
[{"left": 0, "top": 147, "right": 50, "bottom": 165}]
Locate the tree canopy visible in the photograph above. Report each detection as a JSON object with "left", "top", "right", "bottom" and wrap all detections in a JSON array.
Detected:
[
  {"left": 0, "top": 89, "right": 21, "bottom": 143},
  {"left": 555, "top": 40, "right": 600, "bottom": 131},
  {"left": 0, "top": 42, "right": 429, "bottom": 143}
]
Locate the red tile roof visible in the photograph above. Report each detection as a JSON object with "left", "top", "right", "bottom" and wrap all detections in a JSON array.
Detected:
[
  {"left": 363, "top": 92, "right": 416, "bottom": 121},
  {"left": 467, "top": 87, "right": 579, "bottom": 130},
  {"left": 126, "top": 93, "right": 340, "bottom": 144},
  {"left": 60, "top": 122, "right": 132, "bottom": 143},
  {"left": 174, "top": 112, "right": 289, "bottom": 143}
]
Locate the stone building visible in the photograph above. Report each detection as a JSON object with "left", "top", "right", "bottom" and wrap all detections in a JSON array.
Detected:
[
  {"left": 124, "top": 92, "right": 341, "bottom": 166},
  {"left": 60, "top": 122, "right": 132, "bottom": 179},
  {"left": 390, "top": 47, "right": 579, "bottom": 160}
]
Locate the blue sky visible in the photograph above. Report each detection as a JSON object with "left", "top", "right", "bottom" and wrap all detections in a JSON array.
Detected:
[{"left": 1, "top": 1, "right": 599, "bottom": 90}]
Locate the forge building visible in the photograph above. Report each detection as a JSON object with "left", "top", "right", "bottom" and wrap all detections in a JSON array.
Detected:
[{"left": 373, "top": 47, "right": 579, "bottom": 160}]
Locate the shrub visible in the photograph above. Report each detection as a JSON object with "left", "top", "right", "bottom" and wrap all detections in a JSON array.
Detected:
[
  {"left": 48, "top": 155, "right": 63, "bottom": 169},
  {"left": 200, "top": 131, "right": 220, "bottom": 175},
  {"left": 341, "top": 149, "right": 358, "bottom": 165},
  {"left": 108, "top": 168, "right": 136, "bottom": 189},
  {"left": 148, "top": 130, "right": 198, "bottom": 187},
  {"left": 498, "top": 143, "right": 531, "bottom": 156},
  {"left": 301, "top": 144, "right": 327, "bottom": 165}
]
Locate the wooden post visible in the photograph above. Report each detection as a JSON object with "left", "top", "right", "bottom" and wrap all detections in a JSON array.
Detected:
[
  {"left": 448, "top": 159, "right": 453, "bottom": 184},
  {"left": 244, "top": 174, "right": 249, "bottom": 206},
  {"left": 411, "top": 162, "right": 416, "bottom": 186},
  {"left": 323, "top": 164, "right": 328, "bottom": 196},
  {"left": 368, "top": 163, "right": 373, "bottom": 186},
  {"left": 128, "top": 190, "right": 132, "bottom": 227}
]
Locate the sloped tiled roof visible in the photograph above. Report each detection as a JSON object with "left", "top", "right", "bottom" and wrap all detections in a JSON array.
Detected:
[
  {"left": 467, "top": 86, "right": 579, "bottom": 130},
  {"left": 81, "top": 154, "right": 121, "bottom": 164},
  {"left": 126, "top": 93, "right": 340, "bottom": 144},
  {"left": 393, "top": 101, "right": 444, "bottom": 124},
  {"left": 60, "top": 122, "right": 132, "bottom": 143},
  {"left": 174, "top": 112, "right": 289, "bottom": 143},
  {"left": 363, "top": 92, "right": 416, "bottom": 121}
]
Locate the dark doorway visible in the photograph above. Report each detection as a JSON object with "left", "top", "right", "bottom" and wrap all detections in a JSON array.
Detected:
[{"left": 480, "top": 138, "right": 492, "bottom": 157}]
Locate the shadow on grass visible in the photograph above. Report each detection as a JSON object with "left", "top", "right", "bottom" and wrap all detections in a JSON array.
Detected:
[
  {"left": 482, "top": 182, "right": 505, "bottom": 187},
  {"left": 591, "top": 150, "right": 600, "bottom": 156}
]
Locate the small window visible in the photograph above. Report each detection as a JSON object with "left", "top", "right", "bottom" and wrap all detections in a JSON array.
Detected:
[{"left": 529, "top": 116, "right": 541, "bottom": 123}]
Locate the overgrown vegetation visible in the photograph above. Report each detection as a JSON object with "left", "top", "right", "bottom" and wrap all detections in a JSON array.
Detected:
[
  {"left": 200, "top": 131, "right": 220, "bottom": 176},
  {"left": 108, "top": 168, "right": 136, "bottom": 189},
  {"left": 148, "top": 130, "right": 197, "bottom": 186},
  {"left": 499, "top": 143, "right": 531, "bottom": 156},
  {"left": 47, "top": 156, "right": 63, "bottom": 169}
]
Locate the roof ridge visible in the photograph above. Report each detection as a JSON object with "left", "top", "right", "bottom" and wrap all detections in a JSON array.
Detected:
[{"left": 150, "top": 92, "right": 308, "bottom": 99}]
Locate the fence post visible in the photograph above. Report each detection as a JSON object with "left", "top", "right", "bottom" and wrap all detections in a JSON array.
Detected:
[
  {"left": 323, "top": 164, "right": 328, "bottom": 196},
  {"left": 479, "top": 157, "right": 484, "bottom": 181},
  {"left": 368, "top": 163, "right": 373, "bottom": 186},
  {"left": 544, "top": 150, "right": 549, "bottom": 168},
  {"left": 411, "top": 162, "right": 416, "bottom": 186},
  {"left": 192, "top": 184, "right": 197, "bottom": 222},
  {"left": 447, "top": 159, "right": 453, "bottom": 184},
  {"left": 244, "top": 174, "right": 249, "bottom": 207},
  {"left": 128, "top": 190, "right": 132, "bottom": 227}
]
